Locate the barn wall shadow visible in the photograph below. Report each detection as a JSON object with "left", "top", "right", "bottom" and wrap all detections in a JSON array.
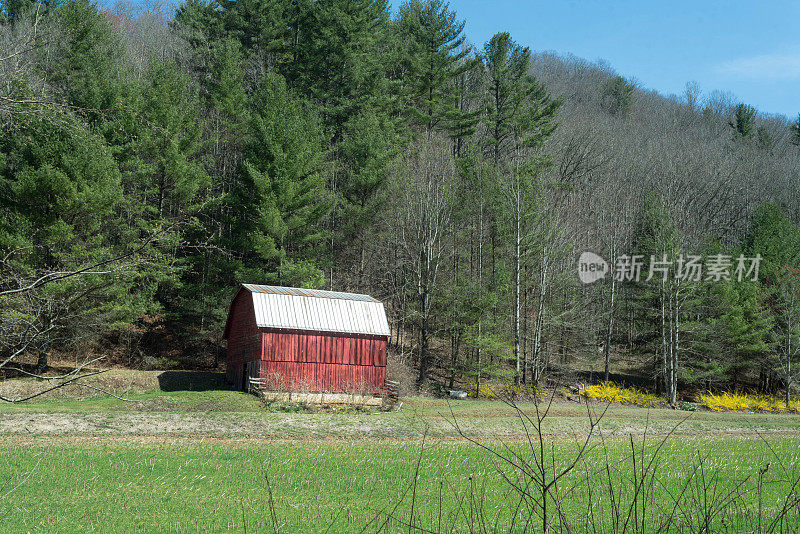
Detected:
[{"left": 157, "top": 371, "right": 229, "bottom": 392}]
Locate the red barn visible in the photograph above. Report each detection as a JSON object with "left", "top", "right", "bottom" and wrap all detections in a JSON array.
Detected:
[{"left": 223, "top": 284, "right": 390, "bottom": 395}]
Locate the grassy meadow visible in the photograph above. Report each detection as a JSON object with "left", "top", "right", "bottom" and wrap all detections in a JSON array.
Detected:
[
  {"left": 0, "top": 371, "right": 799, "bottom": 532},
  {"left": 2, "top": 437, "right": 799, "bottom": 532}
]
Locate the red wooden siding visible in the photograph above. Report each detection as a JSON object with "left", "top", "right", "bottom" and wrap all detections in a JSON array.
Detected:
[
  {"left": 225, "top": 290, "right": 262, "bottom": 388},
  {"left": 259, "top": 329, "right": 387, "bottom": 394}
]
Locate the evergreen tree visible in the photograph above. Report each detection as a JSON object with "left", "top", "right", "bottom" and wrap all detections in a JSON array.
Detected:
[
  {"left": 481, "top": 31, "right": 560, "bottom": 166},
  {"left": 162, "top": 39, "right": 248, "bottom": 351},
  {"left": 602, "top": 75, "right": 634, "bottom": 116},
  {"left": 744, "top": 203, "right": 800, "bottom": 282},
  {"left": 50, "top": 0, "right": 132, "bottom": 131},
  {"left": 176, "top": 0, "right": 292, "bottom": 78},
  {"left": 219, "top": 0, "right": 291, "bottom": 67},
  {"left": 745, "top": 203, "right": 800, "bottom": 402},
  {"left": 0, "top": 113, "right": 120, "bottom": 251},
  {"left": 775, "top": 265, "right": 800, "bottom": 405},
  {"left": 48, "top": 0, "right": 148, "bottom": 242},
  {"left": 287, "top": 0, "right": 392, "bottom": 141},
  {"left": 208, "top": 39, "right": 250, "bottom": 126},
  {"left": 337, "top": 108, "right": 399, "bottom": 241},
  {"left": 0, "top": 110, "right": 135, "bottom": 370},
  {"left": 693, "top": 279, "right": 773, "bottom": 390},
  {"left": 174, "top": 0, "right": 227, "bottom": 55},
  {"left": 629, "top": 196, "right": 686, "bottom": 403},
  {"left": 131, "top": 60, "right": 211, "bottom": 330},
  {"left": 481, "top": 31, "right": 560, "bottom": 385},
  {"left": 283, "top": 0, "right": 400, "bottom": 285},
  {"left": 134, "top": 60, "right": 207, "bottom": 225},
  {"left": 791, "top": 114, "right": 800, "bottom": 146},
  {"left": 394, "top": 0, "right": 479, "bottom": 137},
  {"left": 230, "top": 71, "right": 329, "bottom": 288},
  {"left": 730, "top": 103, "right": 757, "bottom": 139}
]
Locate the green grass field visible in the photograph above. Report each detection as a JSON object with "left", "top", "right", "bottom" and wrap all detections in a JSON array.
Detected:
[
  {"left": 1, "top": 371, "right": 799, "bottom": 532},
  {"left": 2, "top": 437, "right": 799, "bottom": 532}
]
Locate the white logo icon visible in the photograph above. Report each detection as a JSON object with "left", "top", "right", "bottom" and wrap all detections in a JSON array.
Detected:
[{"left": 578, "top": 252, "right": 608, "bottom": 284}]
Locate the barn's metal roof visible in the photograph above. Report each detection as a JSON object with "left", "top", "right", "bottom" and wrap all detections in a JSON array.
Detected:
[
  {"left": 242, "top": 284, "right": 381, "bottom": 302},
  {"left": 240, "top": 284, "right": 390, "bottom": 337}
]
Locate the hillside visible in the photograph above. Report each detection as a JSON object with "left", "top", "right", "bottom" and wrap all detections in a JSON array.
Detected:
[{"left": 1, "top": 0, "right": 799, "bottom": 404}]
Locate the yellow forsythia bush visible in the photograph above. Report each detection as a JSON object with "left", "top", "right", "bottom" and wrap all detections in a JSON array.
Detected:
[
  {"left": 579, "top": 382, "right": 666, "bottom": 407},
  {"left": 699, "top": 391, "right": 800, "bottom": 413}
]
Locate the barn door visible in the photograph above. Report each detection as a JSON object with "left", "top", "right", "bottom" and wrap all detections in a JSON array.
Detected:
[{"left": 243, "top": 360, "right": 260, "bottom": 391}]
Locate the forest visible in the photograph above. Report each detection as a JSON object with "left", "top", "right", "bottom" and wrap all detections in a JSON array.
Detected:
[{"left": 1, "top": 0, "right": 800, "bottom": 405}]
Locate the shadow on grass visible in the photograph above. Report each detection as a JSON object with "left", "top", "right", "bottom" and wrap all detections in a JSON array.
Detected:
[{"left": 157, "top": 371, "right": 229, "bottom": 392}]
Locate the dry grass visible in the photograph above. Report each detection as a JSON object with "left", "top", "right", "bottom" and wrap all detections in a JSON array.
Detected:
[
  {"left": 0, "top": 369, "right": 226, "bottom": 403},
  {"left": 467, "top": 381, "right": 540, "bottom": 399}
]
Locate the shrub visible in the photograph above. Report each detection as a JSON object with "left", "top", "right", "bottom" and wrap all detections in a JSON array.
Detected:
[
  {"left": 579, "top": 382, "right": 666, "bottom": 407},
  {"left": 699, "top": 391, "right": 800, "bottom": 413}
]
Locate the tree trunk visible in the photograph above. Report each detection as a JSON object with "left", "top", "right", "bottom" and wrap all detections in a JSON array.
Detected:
[
  {"left": 604, "top": 221, "right": 617, "bottom": 382},
  {"left": 416, "top": 289, "right": 431, "bottom": 386},
  {"left": 661, "top": 279, "right": 669, "bottom": 402},
  {"left": 34, "top": 350, "right": 48, "bottom": 375},
  {"left": 671, "top": 284, "right": 679, "bottom": 405},
  {"left": 475, "top": 169, "right": 484, "bottom": 397},
  {"left": 532, "top": 255, "right": 548, "bottom": 385},
  {"left": 522, "top": 281, "right": 529, "bottom": 385},
  {"left": 514, "top": 180, "right": 521, "bottom": 385},
  {"left": 604, "top": 273, "right": 615, "bottom": 383}
]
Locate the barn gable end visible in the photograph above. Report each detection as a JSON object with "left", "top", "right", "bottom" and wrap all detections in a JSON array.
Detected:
[{"left": 223, "top": 288, "right": 262, "bottom": 387}]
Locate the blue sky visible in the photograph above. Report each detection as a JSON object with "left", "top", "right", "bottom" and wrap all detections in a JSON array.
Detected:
[{"left": 401, "top": 0, "right": 798, "bottom": 119}]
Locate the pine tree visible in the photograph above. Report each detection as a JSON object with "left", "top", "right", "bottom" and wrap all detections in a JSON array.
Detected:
[
  {"left": 0, "top": 113, "right": 121, "bottom": 250},
  {"left": 481, "top": 31, "right": 560, "bottom": 385},
  {"left": 176, "top": 0, "right": 292, "bottom": 76},
  {"left": 744, "top": 203, "right": 800, "bottom": 282},
  {"left": 629, "top": 196, "right": 687, "bottom": 404},
  {"left": 337, "top": 108, "right": 399, "bottom": 241},
  {"left": 745, "top": 203, "right": 800, "bottom": 402},
  {"left": 135, "top": 60, "right": 207, "bottom": 225},
  {"left": 174, "top": 0, "right": 227, "bottom": 55},
  {"left": 775, "top": 265, "right": 800, "bottom": 405},
  {"left": 129, "top": 60, "right": 212, "bottom": 332},
  {"left": 694, "top": 280, "right": 773, "bottom": 390},
  {"left": 287, "top": 0, "right": 392, "bottom": 141},
  {"left": 282, "top": 0, "right": 400, "bottom": 286},
  {"left": 0, "top": 110, "right": 131, "bottom": 371},
  {"left": 50, "top": 0, "right": 132, "bottom": 131},
  {"left": 219, "top": 0, "right": 291, "bottom": 66},
  {"left": 230, "top": 71, "right": 329, "bottom": 288},
  {"left": 602, "top": 76, "right": 634, "bottom": 116},
  {"left": 791, "top": 114, "right": 800, "bottom": 146},
  {"left": 394, "top": 0, "right": 479, "bottom": 137},
  {"left": 173, "top": 38, "right": 250, "bottom": 351},
  {"left": 482, "top": 32, "right": 560, "bottom": 165},
  {"left": 730, "top": 103, "right": 757, "bottom": 139}
]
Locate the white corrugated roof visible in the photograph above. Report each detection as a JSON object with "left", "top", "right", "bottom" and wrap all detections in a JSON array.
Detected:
[{"left": 241, "top": 284, "right": 390, "bottom": 337}]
